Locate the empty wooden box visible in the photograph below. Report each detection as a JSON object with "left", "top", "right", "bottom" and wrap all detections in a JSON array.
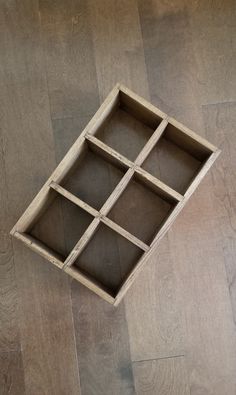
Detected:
[{"left": 10, "top": 84, "right": 220, "bottom": 306}]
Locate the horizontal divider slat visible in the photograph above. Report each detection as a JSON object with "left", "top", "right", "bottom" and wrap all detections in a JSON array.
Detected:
[
  {"left": 134, "top": 166, "right": 183, "bottom": 203},
  {"left": 100, "top": 168, "right": 134, "bottom": 216},
  {"left": 14, "top": 231, "right": 64, "bottom": 268},
  {"left": 135, "top": 118, "right": 168, "bottom": 166},
  {"left": 63, "top": 217, "right": 100, "bottom": 268},
  {"left": 101, "top": 216, "right": 149, "bottom": 252},
  {"left": 85, "top": 133, "right": 133, "bottom": 169},
  {"left": 65, "top": 266, "right": 115, "bottom": 304},
  {"left": 50, "top": 181, "right": 99, "bottom": 218}
]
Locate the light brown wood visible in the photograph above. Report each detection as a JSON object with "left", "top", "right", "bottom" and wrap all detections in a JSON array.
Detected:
[
  {"left": 11, "top": 84, "right": 220, "bottom": 305},
  {"left": 101, "top": 216, "right": 149, "bottom": 252},
  {"left": 100, "top": 167, "right": 135, "bottom": 216},
  {"left": 134, "top": 118, "right": 169, "bottom": 165},
  {"left": 134, "top": 166, "right": 183, "bottom": 203},
  {"left": 63, "top": 218, "right": 100, "bottom": 268}
]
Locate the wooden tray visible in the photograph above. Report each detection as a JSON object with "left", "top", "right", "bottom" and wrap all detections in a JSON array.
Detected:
[{"left": 10, "top": 84, "right": 220, "bottom": 306}]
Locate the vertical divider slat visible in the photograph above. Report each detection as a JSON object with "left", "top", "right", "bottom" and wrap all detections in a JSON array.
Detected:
[
  {"left": 134, "top": 118, "right": 168, "bottom": 166},
  {"left": 63, "top": 217, "right": 100, "bottom": 269},
  {"left": 100, "top": 168, "right": 135, "bottom": 216}
]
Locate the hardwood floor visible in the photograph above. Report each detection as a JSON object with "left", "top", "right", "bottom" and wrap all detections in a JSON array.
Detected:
[{"left": 0, "top": 1, "right": 236, "bottom": 394}]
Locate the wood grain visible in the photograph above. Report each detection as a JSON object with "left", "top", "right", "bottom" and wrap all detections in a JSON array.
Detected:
[
  {"left": 0, "top": 131, "right": 20, "bottom": 352},
  {"left": 187, "top": 1, "right": 236, "bottom": 105},
  {"left": 202, "top": 102, "right": 236, "bottom": 325},
  {"left": 71, "top": 285, "right": 135, "bottom": 395},
  {"left": 133, "top": 356, "right": 189, "bottom": 395},
  {"left": 39, "top": 0, "right": 99, "bottom": 119},
  {"left": 1, "top": 1, "right": 81, "bottom": 393},
  {"left": 139, "top": 2, "right": 236, "bottom": 394},
  {"left": 0, "top": 351, "right": 25, "bottom": 395}
]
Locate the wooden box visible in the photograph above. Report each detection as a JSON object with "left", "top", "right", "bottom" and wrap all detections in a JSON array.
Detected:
[{"left": 10, "top": 84, "right": 220, "bottom": 306}]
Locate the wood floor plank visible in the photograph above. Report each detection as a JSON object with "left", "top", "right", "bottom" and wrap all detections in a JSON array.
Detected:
[
  {"left": 0, "top": 351, "right": 25, "bottom": 395},
  {"left": 0, "top": 130, "right": 20, "bottom": 353},
  {"left": 72, "top": 286, "right": 135, "bottom": 395},
  {"left": 169, "top": 215, "right": 236, "bottom": 395},
  {"left": 133, "top": 356, "right": 189, "bottom": 395},
  {"left": 137, "top": 0, "right": 202, "bottom": 126},
  {"left": 186, "top": 1, "right": 236, "bottom": 105},
  {"left": 39, "top": 0, "right": 99, "bottom": 119},
  {"left": 53, "top": 113, "right": 135, "bottom": 394},
  {"left": 0, "top": 2, "right": 80, "bottom": 393},
  {"left": 87, "top": 0, "right": 185, "bottom": 367},
  {"left": 87, "top": 0, "right": 150, "bottom": 101},
  {"left": 202, "top": 102, "right": 236, "bottom": 325},
  {"left": 139, "top": 1, "right": 236, "bottom": 394}
]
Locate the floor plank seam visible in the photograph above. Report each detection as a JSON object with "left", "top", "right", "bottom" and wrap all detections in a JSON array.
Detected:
[
  {"left": 132, "top": 354, "right": 185, "bottom": 364},
  {"left": 51, "top": 113, "right": 97, "bottom": 122},
  {"left": 68, "top": 285, "right": 82, "bottom": 393},
  {"left": 201, "top": 100, "right": 236, "bottom": 107}
]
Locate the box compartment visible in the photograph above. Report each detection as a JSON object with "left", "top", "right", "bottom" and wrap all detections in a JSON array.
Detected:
[{"left": 72, "top": 222, "right": 144, "bottom": 295}]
